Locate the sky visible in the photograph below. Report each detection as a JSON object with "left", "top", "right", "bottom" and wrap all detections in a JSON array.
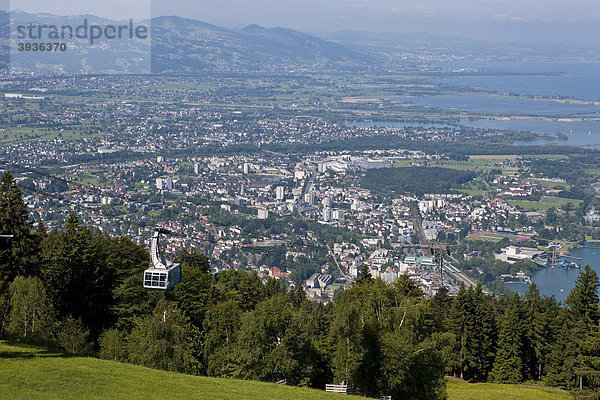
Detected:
[{"left": 7, "top": 0, "right": 600, "bottom": 45}]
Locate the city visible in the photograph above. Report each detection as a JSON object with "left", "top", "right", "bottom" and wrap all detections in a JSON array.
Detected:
[{"left": 2, "top": 2, "right": 600, "bottom": 399}]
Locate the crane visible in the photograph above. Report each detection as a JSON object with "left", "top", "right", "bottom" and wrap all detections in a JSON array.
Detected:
[
  {"left": 143, "top": 228, "right": 182, "bottom": 290},
  {"left": 535, "top": 237, "right": 566, "bottom": 267}
]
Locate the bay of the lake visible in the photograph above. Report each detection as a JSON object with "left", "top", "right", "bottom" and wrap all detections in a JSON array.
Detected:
[
  {"left": 512, "top": 243, "right": 600, "bottom": 303},
  {"left": 435, "top": 60, "right": 600, "bottom": 102}
]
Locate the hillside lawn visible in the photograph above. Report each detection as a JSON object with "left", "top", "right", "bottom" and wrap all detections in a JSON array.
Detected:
[
  {"left": 446, "top": 379, "right": 569, "bottom": 400},
  {"left": 0, "top": 341, "right": 570, "bottom": 400}
]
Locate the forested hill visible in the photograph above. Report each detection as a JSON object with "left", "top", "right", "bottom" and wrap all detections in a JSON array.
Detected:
[{"left": 2, "top": 169, "right": 600, "bottom": 399}]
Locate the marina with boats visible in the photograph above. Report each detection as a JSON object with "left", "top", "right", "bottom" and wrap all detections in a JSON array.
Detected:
[{"left": 513, "top": 242, "right": 600, "bottom": 302}]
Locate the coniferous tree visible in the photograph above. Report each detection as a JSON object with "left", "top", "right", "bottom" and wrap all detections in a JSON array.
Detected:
[
  {"left": 545, "top": 314, "right": 579, "bottom": 389},
  {"left": 430, "top": 286, "right": 452, "bottom": 333},
  {"left": 451, "top": 284, "right": 479, "bottom": 380},
  {"left": 0, "top": 171, "right": 39, "bottom": 285},
  {"left": 470, "top": 284, "right": 496, "bottom": 381},
  {"left": 108, "top": 235, "right": 154, "bottom": 331},
  {"left": 394, "top": 273, "right": 423, "bottom": 298},
  {"left": 355, "top": 265, "right": 373, "bottom": 286},
  {"left": 41, "top": 213, "right": 115, "bottom": 338},
  {"left": 168, "top": 253, "right": 212, "bottom": 328},
  {"left": 263, "top": 277, "right": 287, "bottom": 299},
  {"left": 238, "top": 272, "right": 264, "bottom": 311},
  {"left": 567, "top": 265, "right": 600, "bottom": 328},
  {"left": 290, "top": 282, "right": 307, "bottom": 309},
  {"left": 574, "top": 322, "right": 600, "bottom": 396},
  {"left": 524, "top": 283, "right": 558, "bottom": 381},
  {"left": 565, "top": 266, "right": 600, "bottom": 390},
  {"left": 450, "top": 284, "right": 467, "bottom": 378},
  {"left": 491, "top": 293, "right": 526, "bottom": 383}
]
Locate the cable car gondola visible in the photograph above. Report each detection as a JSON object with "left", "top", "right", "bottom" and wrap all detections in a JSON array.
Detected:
[{"left": 143, "top": 228, "right": 181, "bottom": 290}]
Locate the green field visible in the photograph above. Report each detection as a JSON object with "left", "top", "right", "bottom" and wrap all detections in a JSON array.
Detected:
[
  {"left": 507, "top": 196, "right": 582, "bottom": 211},
  {"left": 521, "top": 154, "right": 569, "bottom": 161},
  {"left": 466, "top": 231, "right": 535, "bottom": 243},
  {"left": 393, "top": 158, "right": 501, "bottom": 172},
  {"left": 0, "top": 341, "right": 361, "bottom": 400},
  {"left": 0, "top": 342, "right": 570, "bottom": 400},
  {"left": 1, "top": 125, "right": 104, "bottom": 143},
  {"left": 446, "top": 379, "right": 569, "bottom": 400},
  {"left": 528, "top": 179, "right": 570, "bottom": 190}
]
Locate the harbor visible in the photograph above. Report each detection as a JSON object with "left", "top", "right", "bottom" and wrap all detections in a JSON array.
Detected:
[{"left": 513, "top": 242, "right": 600, "bottom": 302}]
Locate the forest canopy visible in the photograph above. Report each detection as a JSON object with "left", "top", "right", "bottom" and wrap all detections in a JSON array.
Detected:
[{"left": 361, "top": 166, "right": 476, "bottom": 196}]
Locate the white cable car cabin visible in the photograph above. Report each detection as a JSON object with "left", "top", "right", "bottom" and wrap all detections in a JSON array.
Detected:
[{"left": 143, "top": 228, "right": 181, "bottom": 290}]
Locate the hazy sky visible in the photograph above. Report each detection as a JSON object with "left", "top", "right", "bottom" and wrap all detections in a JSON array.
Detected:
[{"left": 9, "top": 0, "right": 600, "bottom": 45}]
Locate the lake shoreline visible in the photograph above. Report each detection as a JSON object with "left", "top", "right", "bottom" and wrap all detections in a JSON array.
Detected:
[{"left": 514, "top": 242, "right": 600, "bottom": 302}]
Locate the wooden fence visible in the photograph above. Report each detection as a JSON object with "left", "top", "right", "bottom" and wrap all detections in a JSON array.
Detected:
[{"left": 325, "top": 384, "right": 352, "bottom": 394}]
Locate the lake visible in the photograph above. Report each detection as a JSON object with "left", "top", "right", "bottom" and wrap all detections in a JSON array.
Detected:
[
  {"left": 389, "top": 95, "right": 600, "bottom": 116},
  {"left": 436, "top": 60, "right": 600, "bottom": 102},
  {"left": 354, "top": 60, "right": 600, "bottom": 146},
  {"left": 466, "top": 118, "right": 600, "bottom": 148},
  {"left": 512, "top": 243, "right": 600, "bottom": 303},
  {"left": 353, "top": 119, "right": 600, "bottom": 148}
]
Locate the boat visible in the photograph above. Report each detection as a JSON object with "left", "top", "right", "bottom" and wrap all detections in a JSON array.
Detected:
[{"left": 556, "top": 258, "right": 581, "bottom": 269}]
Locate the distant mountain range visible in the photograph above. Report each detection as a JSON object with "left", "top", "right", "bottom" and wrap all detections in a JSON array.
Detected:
[
  {"left": 3, "top": 11, "right": 379, "bottom": 74},
  {"left": 0, "top": 11, "right": 8, "bottom": 70},
  {"left": 0, "top": 11, "right": 592, "bottom": 75},
  {"left": 325, "top": 30, "right": 494, "bottom": 56},
  {"left": 150, "top": 16, "right": 376, "bottom": 73},
  {"left": 323, "top": 30, "right": 594, "bottom": 62}
]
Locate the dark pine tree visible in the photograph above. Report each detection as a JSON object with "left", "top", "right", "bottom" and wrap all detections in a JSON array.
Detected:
[
  {"left": 523, "top": 283, "right": 558, "bottom": 381},
  {"left": 470, "top": 284, "right": 496, "bottom": 381},
  {"left": 575, "top": 321, "right": 600, "bottom": 394},
  {"left": 566, "top": 265, "right": 600, "bottom": 328},
  {"left": 355, "top": 264, "right": 373, "bottom": 286},
  {"left": 0, "top": 171, "right": 40, "bottom": 285},
  {"left": 544, "top": 314, "right": 579, "bottom": 389},
  {"left": 450, "top": 284, "right": 469, "bottom": 379},
  {"left": 491, "top": 293, "right": 526, "bottom": 383}
]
